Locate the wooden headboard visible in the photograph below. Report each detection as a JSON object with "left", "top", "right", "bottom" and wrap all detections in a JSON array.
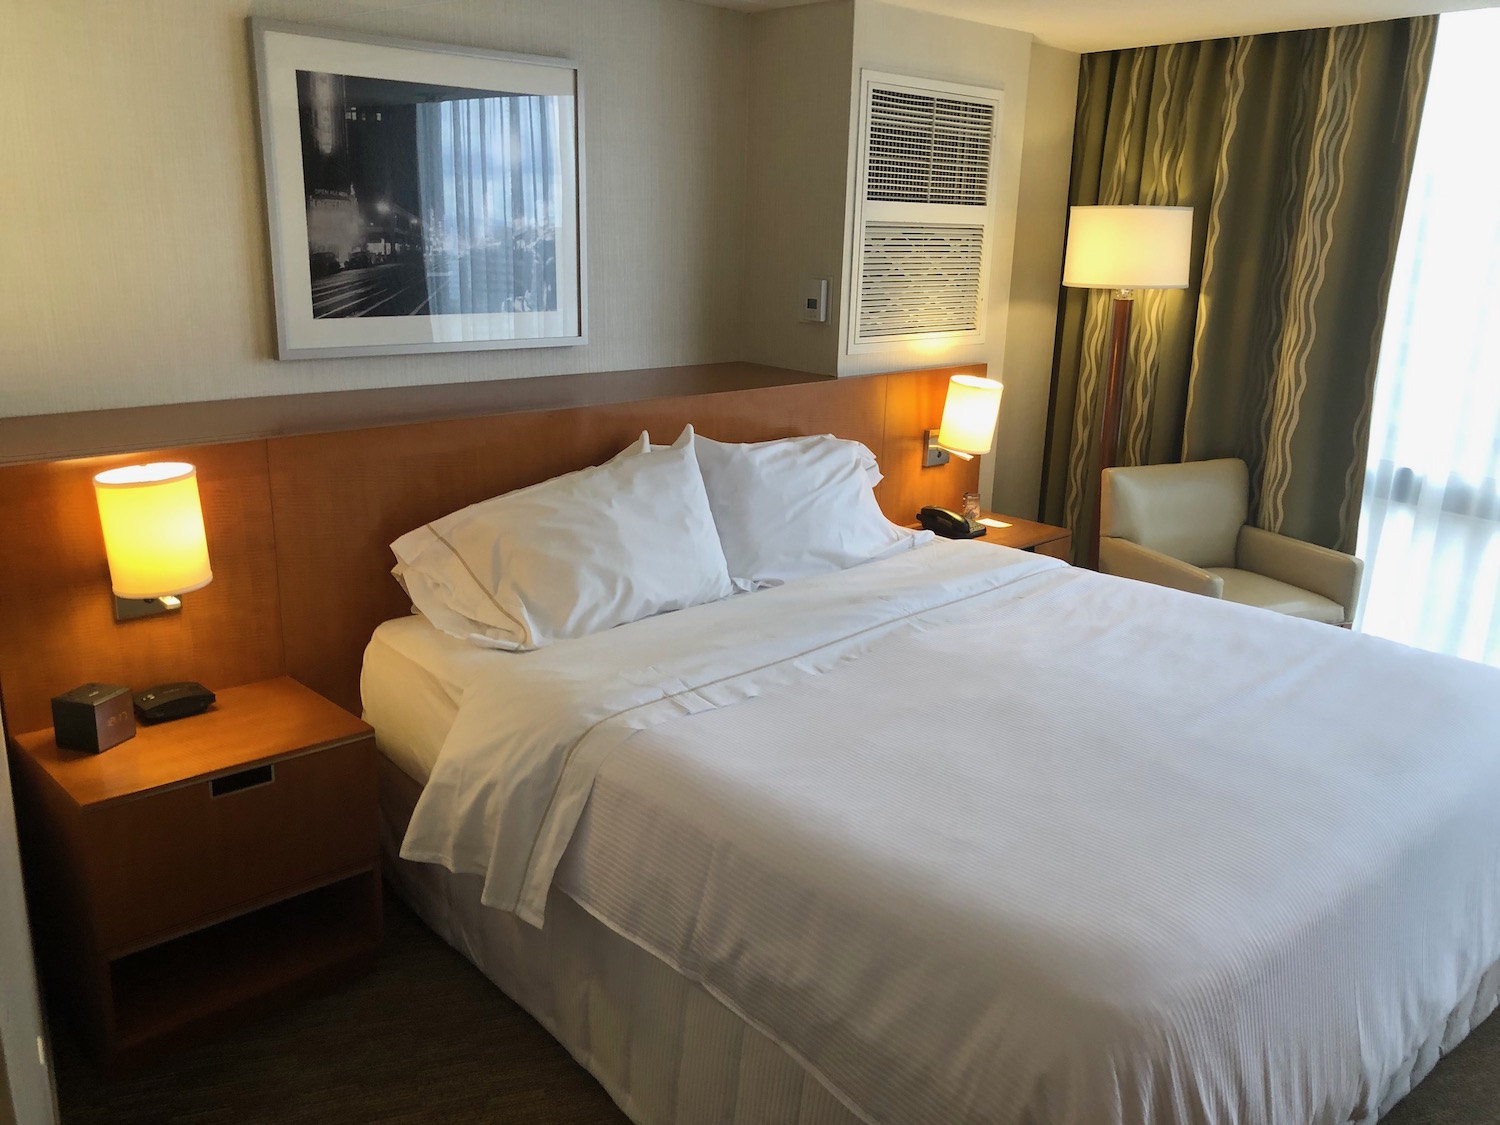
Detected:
[{"left": 0, "top": 367, "right": 979, "bottom": 733}]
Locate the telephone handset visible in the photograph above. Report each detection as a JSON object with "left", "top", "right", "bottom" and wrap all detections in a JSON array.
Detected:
[{"left": 918, "top": 506, "right": 987, "bottom": 539}]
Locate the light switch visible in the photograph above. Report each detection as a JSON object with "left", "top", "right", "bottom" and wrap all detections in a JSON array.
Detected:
[{"left": 798, "top": 277, "right": 829, "bottom": 323}]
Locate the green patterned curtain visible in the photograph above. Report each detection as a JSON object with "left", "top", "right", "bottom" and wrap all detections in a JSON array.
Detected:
[{"left": 1040, "top": 18, "right": 1437, "bottom": 558}]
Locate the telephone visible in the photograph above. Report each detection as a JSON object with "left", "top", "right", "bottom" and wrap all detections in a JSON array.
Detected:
[
  {"left": 918, "top": 506, "right": 986, "bottom": 539},
  {"left": 134, "top": 682, "right": 217, "bottom": 724}
]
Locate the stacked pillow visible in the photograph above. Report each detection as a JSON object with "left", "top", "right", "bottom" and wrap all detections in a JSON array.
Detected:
[
  {"left": 687, "top": 428, "right": 920, "bottom": 590},
  {"left": 391, "top": 427, "right": 733, "bottom": 651},
  {"left": 391, "top": 425, "right": 930, "bottom": 650}
]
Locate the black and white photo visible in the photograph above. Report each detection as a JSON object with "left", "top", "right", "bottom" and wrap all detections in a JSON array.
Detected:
[{"left": 254, "top": 22, "right": 583, "bottom": 359}]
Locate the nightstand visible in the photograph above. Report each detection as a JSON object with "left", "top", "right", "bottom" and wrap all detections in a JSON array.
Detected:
[
  {"left": 8, "top": 676, "right": 381, "bottom": 1069},
  {"left": 911, "top": 512, "right": 1072, "bottom": 561}
]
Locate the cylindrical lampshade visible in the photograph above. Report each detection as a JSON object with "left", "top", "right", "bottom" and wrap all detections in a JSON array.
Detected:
[
  {"left": 937, "top": 375, "right": 1004, "bottom": 456},
  {"left": 93, "top": 462, "right": 213, "bottom": 600},
  {"left": 1061, "top": 205, "right": 1193, "bottom": 290}
]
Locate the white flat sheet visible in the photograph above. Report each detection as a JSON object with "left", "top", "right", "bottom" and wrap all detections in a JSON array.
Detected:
[{"left": 398, "top": 539, "right": 1500, "bottom": 1125}]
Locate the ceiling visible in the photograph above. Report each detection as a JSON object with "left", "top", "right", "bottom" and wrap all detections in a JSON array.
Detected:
[{"left": 693, "top": 0, "right": 1496, "bottom": 51}]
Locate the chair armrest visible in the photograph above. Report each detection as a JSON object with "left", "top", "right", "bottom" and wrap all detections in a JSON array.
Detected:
[
  {"left": 1236, "top": 525, "right": 1363, "bottom": 621},
  {"left": 1099, "top": 537, "right": 1225, "bottom": 598}
]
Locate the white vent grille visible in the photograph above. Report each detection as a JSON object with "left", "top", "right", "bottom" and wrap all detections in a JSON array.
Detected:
[
  {"left": 858, "top": 224, "right": 984, "bottom": 338},
  {"left": 865, "top": 89, "right": 994, "bottom": 207},
  {"left": 848, "top": 72, "right": 1001, "bottom": 352}
]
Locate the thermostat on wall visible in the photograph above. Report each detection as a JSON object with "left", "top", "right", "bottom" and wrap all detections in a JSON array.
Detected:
[{"left": 798, "top": 277, "right": 830, "bottom": 324}]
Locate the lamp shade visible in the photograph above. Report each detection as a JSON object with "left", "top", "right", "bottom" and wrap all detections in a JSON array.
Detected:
[
  {"left": 1061, "top": 205, "right": 1193, "bottom": 290},
  {"left": 93, "top": 462, "right": 213, "bottom": 600},
  {"left": 937, "top": 374, "right": 1004, "bottom": 456}
]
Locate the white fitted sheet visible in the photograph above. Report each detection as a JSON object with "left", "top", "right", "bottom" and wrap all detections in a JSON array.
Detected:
[
  {"left": 391, "top": 539, "right": 1500, "bottom": 1125},
  {"left": 360, "top": 614, "right": 500, "bottom": 783}
]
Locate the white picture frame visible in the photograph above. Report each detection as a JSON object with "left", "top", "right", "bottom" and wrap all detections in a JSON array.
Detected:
[{"left": 251, "top": 20, "right": 587, "bottom": 360}]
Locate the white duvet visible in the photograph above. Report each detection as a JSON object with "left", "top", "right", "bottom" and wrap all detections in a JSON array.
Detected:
[{"left": 400, "top": 540, "right": 1500, "bottom": 1125}]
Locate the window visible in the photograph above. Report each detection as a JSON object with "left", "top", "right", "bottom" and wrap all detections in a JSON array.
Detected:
[{"left": 1357, "top": 8, "right": 1500, "bottom": 664}]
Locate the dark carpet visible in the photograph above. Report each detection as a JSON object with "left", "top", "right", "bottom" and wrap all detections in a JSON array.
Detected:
[
  {"left": 55, "top": 894, "right": 628, "bottom": 1124},
  {"left": 54, "top": 892, "right": 1500, "bottom": 1124}
]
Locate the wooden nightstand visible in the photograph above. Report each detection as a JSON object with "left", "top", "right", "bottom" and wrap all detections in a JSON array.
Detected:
[
  {"left": 911, "top": 512, "right": 1072, "bottom": 561},
  {"left": 8, "top": 676, "right": 381, "bottom": 1069}
]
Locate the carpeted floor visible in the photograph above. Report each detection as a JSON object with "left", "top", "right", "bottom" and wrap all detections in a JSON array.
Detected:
[
  {"left": 54, "top": 894, "right": 628, "bottom": 1125},
  {"left": 53, "top": 892, "right": 1500, "bottom": 1124}
]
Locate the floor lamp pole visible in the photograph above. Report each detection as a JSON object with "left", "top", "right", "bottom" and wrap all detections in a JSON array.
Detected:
[{"left": 1087, "top": 289, "right": 1134, "bottom": 571}]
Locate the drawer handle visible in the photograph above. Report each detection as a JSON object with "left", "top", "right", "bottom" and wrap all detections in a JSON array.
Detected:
[{"left": 211, "top": 764, "right": 275, "bottom": 797}]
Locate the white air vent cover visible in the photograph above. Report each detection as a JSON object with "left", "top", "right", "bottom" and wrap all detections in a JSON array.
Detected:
[
  {"left": 866, "top": 88, "right": 994, "bottom": 207},
  {"left": 859, "top": 223, "right": 985, "bottom": 338},
  {"left": 849, "top": 72, "right": 1002, "bottom": 353}
]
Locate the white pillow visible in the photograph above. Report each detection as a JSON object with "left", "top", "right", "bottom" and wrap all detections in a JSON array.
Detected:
[
  {"left": 636, "top": 430, "right": 883, "bottom": 487},
  {"left": 390, "top": 429, "right": 734, "bottom": 649},
  {"left": 680, "top": 427, "right": 929, "bottom": 588}
]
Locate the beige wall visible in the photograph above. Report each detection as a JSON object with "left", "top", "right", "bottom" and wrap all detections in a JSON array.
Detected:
[
  {"left": 1, "top": 1052, "right": 13, "bottom": 1125},
  {"left": 989, "top": 42, "right": 1080, "bottom": 518},
  {"left": 0, "top": 0, "right": 1078, "bottom": 519},
  {"left": 741, "top": 1, "right": 854, "bottom": 376},
  {"left": 0, "top": 709, "right": 56, "bottom": 1125},
  {"left": 0, "top": 0, "right": 749, "bottom": 418}
]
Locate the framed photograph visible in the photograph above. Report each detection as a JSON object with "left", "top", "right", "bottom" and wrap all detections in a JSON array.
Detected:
[{"left": 251, "top": 20, "right": 585, "bottom": 360}]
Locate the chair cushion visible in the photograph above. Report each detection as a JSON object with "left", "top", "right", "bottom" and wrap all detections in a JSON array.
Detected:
[
  {"left": 1204, "top": 568, "right": 1345, "bottom": 623},
  {"left": 1101, "top": 460, "right": 1248, "bottom": 568}
]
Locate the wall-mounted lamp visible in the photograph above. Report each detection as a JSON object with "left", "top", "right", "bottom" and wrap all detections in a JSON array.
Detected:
[
  {"left": 93, "top": 462, "right": 213, "bottom": 622},
  {"left": 923, "top": 374, "right": 1004, "bottom": 467}
]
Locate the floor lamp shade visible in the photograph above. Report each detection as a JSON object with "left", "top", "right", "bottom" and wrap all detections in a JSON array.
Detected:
[
  {"left": 1061, "top": 205, "right": 1194, "bottom": 570},
  {"left": 1062, "top": 206, "right": 1194, "bottom": 291}
]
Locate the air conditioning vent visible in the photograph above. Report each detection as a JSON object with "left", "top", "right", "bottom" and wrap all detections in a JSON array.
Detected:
[
  {"left": 866, "top": 89, "right": 994, "bottom": 207},
  {"left": 858, "top": 224, "right": 984, "bottom": 338},
  {"left": 848, "top": 72, "right": 1002, "bottom": 352}
]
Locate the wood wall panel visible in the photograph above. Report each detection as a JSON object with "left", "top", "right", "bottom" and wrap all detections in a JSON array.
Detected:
[
  {"left": 0, "top": 363, "right": 822, "bottom": 468},
  {"left": 267, "top": 371, "right": 946, "bottom": 714},
  {"left": 0, "top": 367, "right": 977, "bottom": 729},
  {"left": 0, "top": 443, "right": 284, "bottom": 733},
  {"left": 880, "top": 368, "right": 985, "bottom": 525}
]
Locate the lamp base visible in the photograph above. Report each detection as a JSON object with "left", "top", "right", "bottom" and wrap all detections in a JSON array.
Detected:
[
  {"left": 922, "top": 430, "right": 951, "bottom": 468},
  {"left": 922, "top": 431, "right": 976, "bottom": 467},
  {"left": 113, "top": 595, "right": 182, "bottom": 622},
  {"left": 1087, "top": 292, "right": 1136, "bottom": 571}
]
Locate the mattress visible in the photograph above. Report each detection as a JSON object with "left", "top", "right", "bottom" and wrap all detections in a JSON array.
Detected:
[
  {"left": 360, "top": 613, "right": 495, "bottom": 783},
  {"left": 370, "top": 539, "right": 1500, "bottom": 1125}
]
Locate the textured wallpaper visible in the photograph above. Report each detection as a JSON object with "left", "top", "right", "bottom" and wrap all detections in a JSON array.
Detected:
[{"left": 0, "top": 0, "right": 750, "bottom": 416}]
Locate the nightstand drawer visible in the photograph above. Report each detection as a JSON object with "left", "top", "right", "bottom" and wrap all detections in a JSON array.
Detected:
[{"left": 84, "top": 736, "right": 377, "bottom": 952}]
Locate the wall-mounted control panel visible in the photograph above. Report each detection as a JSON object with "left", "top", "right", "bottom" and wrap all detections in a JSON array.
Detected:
[{"left": 799, "top": 277, "right": 830, "bottom": 323}]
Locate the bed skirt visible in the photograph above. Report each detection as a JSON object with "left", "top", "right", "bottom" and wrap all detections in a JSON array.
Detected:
[{"left": 379, "top": 759, "right": 864, "bottom": 1125}]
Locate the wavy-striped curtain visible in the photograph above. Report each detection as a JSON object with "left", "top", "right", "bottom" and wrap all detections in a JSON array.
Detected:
[{"left": 1041, "top": 19, "right": 1437, "bottom": 559}]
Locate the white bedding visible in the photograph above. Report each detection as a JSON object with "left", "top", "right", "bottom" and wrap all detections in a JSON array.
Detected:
[
  {"left": 394, "top": 539, "right": 1500, "bottom": 1125},
  {"left": 360, "top": 614, "right": 488, "bottom": 782}
]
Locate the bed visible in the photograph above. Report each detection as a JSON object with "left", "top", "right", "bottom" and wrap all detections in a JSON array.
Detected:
[{"left": 363, "top": 536, "right": 1500, "bottom": 1125}]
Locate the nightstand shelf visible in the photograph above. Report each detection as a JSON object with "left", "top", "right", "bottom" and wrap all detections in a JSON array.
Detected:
[
  {"left": 8, "top": 676, "right": 381, "bottom": 1070},
  {"left": 110, "top": 870, "right": 379, "bottom": 1056}
]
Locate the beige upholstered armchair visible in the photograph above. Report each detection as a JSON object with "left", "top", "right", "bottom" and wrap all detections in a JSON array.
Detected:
[{"left": 1099, "top": 459, "right": 1363, "bottom": 625}]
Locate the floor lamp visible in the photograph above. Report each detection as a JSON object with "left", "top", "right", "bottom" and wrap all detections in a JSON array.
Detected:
[{"left": 1061, "top": 205, "right": 1194, "bottom": 570}]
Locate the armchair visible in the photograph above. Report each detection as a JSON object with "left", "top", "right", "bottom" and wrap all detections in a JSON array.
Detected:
[{"left": 1099, "top": 459, "right": 1363, "bottom": 625}]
